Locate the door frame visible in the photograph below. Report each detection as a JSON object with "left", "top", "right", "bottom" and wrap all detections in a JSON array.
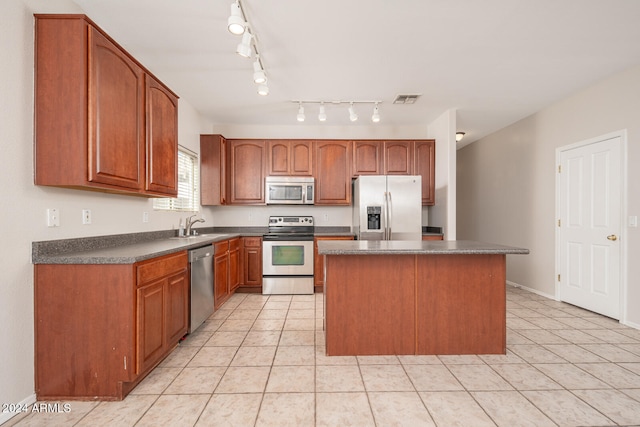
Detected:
[{"left": 555, "top": 129, "right": 628, "bottom": 322}]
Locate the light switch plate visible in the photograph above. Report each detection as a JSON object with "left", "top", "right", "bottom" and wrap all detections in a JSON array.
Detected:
[{"left": 629, "top": 216, "right": 638, "bottom": 228}]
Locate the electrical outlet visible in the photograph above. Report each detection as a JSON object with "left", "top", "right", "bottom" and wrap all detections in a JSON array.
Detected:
[
  {"left": 142, "top": 212, "right": 149, "bottom": 223},
  {"left": 323, "top": 213, "right": 329, "bottom": 222},
  {"left": 82, "top": 209, "right": 92, "bottom": 225},
  {"left": 47, "top": 208, "right": 59, "bottom": 227}
]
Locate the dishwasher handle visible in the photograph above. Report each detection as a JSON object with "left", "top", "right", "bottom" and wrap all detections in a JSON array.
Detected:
[{"left": 188, "top": 245, "right": 213, "bottom": 262}]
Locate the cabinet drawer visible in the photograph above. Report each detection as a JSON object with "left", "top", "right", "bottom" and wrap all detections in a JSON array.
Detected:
[
  {"left": 137, "top": 251, "right": 187, "bottom": 285},
  {"left": 243, "top": 236, "right": 262, "bottom": 247},
  {"left": 215, "top": 240, "right": 229, "bottom": 254}
]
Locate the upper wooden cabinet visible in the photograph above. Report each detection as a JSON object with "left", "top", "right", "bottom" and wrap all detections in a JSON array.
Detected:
[
  {"left": 227, "top": 140, "right": 266, "bottom": 204},
  {"left": 34, "top": 14, "right": 178, "bottom": 197},
  {"left": 267, "top": 140, "right": 314, "bottom": 176},
  {"left": 353, "top": 140, "right": 413, "bottom": 176},
  {"left": 315, "top": 140, "right": 352, "bottom": 205},
  {"left": 200, "top": 134, "right": 227, "bottom": 205},
  {"left": 414, "top": 140, "right": 436, "bottom": 205}
]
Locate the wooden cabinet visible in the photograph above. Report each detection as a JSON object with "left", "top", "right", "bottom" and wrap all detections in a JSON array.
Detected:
[
  {"left": 241, "top": 236, "right": 263, "bottom": 289},
  {"left": 414, "top": 140, "right": 436, "bottom": 205},
  {"left": 422, "top": 234, "right": 444, "bottom": 241},
  {"left": 34, "top": 251, "right": 188, "bottom": 400},
  {"left": 353, "top": 140, "right": 413, "bottom": 176},
  {"left": 314, "top": 235, "right": 354, "bottom": 290},
  {"left": 267, "top": 140, "right": 314, "bottom": 176},
  {"left": 214, "top": 237, "right": 241, "bottom": 308},
  {"left": 34, "top": 14, "right": 178, "bottom": 197},
  {"left": 200, "top": 134, "right": 227, "bottom": 205},
  {"left": 315, "top": 140, "right": 352, "bottom": 205},
  {"left": 227, "top": 140, "right": 266, "bottom": 204},
  {"left": 352, "top": 141, "right": 382, "bottom": 175},
  {"left": 383, "top": 141, "right": 413, "bottom": 175}
]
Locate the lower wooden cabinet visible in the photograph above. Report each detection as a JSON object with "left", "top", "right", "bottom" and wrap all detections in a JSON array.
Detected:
[
  {"left": 314, "top": 235, "right": 354, "bottom": 290},
  {"left": 34, "top": 251, "right": 188, "bottom": 400},
  {"left": 422, "top": 234, "right": 444, "bottom": 241},
  {"left": 240, "top": 236, "right": 262, "bottom": 290},
  {"left": 214, "top": 237, "right": 241, "bottom": 308}
]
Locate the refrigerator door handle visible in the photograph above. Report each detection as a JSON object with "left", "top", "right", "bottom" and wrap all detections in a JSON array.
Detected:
[
  {"left": 387, "top": 191, "right": 392, "bottom": 239},
  {"left": 383, "top": 191, "right": 389, "bottom": 240}
]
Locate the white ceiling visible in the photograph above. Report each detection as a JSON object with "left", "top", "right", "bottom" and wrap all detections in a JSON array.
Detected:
[{"left": 34, "top": 0, "right": 640, "bottom": 146}]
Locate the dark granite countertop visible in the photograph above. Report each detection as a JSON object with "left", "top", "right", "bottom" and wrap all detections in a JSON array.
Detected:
[{"left": 317, "top": 240, "right": 529, "bottom": 255}]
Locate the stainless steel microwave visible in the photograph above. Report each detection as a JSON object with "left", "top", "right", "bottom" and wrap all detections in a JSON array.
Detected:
[{"left": 265, "top": 176, "right": 314, "bottom": 205}]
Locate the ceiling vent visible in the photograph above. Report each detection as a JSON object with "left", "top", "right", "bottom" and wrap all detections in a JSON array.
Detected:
[{"left": 393, "top": 94, "right": 421, "bottom": 104}]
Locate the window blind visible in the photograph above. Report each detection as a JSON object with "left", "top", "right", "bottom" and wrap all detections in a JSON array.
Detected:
[{"left": 153, "top": 146, "right": 199, "bottom": 211}]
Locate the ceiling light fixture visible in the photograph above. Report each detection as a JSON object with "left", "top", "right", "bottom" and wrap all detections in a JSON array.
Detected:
[
  {"left": 371, "top": 103, "right": 380, "bottom": 123},
  {"left": 227, "top": 0, "right": 246, "bottom": 35},
  {"left": 318, "top": 103, "right": 327, "bottom": 122},
  {"left": 348, "top": 103, "right": 358, "bottom": 122},
  {"left": 456, "top": 132, "right": 466, "bottom": 142},
  {"left": 236, "top": 30, "right": 252, "bottom": 58},
  {"left": 257, "top": 83, "right": 269, "bottom": 96},
  {"left": 252, "top": 56, "right": 266, "bottom": 84},
  {"left": 296, "top": 103, "right": 305, "bottom": 122}
]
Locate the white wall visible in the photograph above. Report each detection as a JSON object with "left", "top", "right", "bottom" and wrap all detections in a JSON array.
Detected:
[
  {"left": 457, "top": 65, "right": 640, "bottom": 328},
  {"left": 0, "top": 1, "right": 212, "bottom": 422}
]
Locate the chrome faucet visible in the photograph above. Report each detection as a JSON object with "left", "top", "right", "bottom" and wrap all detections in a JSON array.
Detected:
[{"left": 185, "top": 214, "right": 205, "bottom": 236}]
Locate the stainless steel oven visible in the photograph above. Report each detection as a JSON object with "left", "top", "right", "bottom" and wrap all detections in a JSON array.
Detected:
[{"left": 262, "top": 216, "right": 314, "bottom": 294}]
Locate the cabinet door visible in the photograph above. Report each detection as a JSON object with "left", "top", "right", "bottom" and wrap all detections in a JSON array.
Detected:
[
  {"left": 88, "top": 27, "right": 145, "bottom": 190},
  {"left": 290, "top": 141, "right": 313, "bottom": 176},
  {"left": 242, "top": 237, "right": 263, "bottom": 287},
  {"left": 353, "top": 141, "right": 382, "bottom": 176},
  {"left": 414, "top": 140, "right": 436, "bottom": 205},
  {"left": 136, "top": 279, "right": 165, "bottom": 374},
  {"left": 315, "top": 141, "right": 352, "bottom": 205},
  {"left": 267, "top": 140, "right": 289, "bottom": 176},
  {"left": 146, "top": 75, "right": 178, "bottom": 196},
  {"left": 165, "top": 270, "right": 189, "bottom": 344},
  {"left": 384, "top": 141, "right": 413, "bottom": 175},
  {"left": 228, "top": 140, "right": 266, "bottom": 204},
  {"left": 229, "top": 238, "right": 241, "bottom": 293},
  {"left": 200, "top": 134, "right": 227, "bottom": 205},
  {"left": 214, "top": 241, "right": 230, "bottom": 309}
]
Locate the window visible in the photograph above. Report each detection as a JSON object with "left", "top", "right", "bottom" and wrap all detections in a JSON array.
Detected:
[{"left": 153, "top": 146, "right": 199, "bottom": 211}]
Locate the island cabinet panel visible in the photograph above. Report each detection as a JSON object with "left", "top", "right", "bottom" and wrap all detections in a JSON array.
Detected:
[
  {"left": 34, "top": 15, "right": 178, "bottom": 197},
  {"left": 416, "top": 254, "right": 506, "bottom": 354},
  {"left": 34, "top": 250, "right": 188, "bottom": 400},
  {"left": 324, "top": 255, "right": 416, "bottom": 355},
  {"left": 200, "top": 134, "right": 227, "bottom": 205},
  {"left": 314, "top": 140, "right": 352, "bottom": 205},
  {"left": 267, "top": 140, "right": 313, "bottom": 176},
  {"left": 227, "top": 140, "right": 266, "bottom": 204},
  {"left": 314, "top": 235, "right": 354, "bottom": 291}
]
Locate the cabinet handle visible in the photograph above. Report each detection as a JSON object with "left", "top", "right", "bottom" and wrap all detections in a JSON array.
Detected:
[{"left": 607, "top": 235, "right": 618, "bottom": 241}]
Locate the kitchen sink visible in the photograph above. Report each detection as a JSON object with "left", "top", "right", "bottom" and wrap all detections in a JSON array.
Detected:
[{"left": 169, "top": 234, "right": 211, "bottom": 240}]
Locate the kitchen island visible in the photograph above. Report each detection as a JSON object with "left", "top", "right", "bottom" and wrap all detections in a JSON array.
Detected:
[{"left": 317, "top": 240, "right": 528, "bottom": 356}]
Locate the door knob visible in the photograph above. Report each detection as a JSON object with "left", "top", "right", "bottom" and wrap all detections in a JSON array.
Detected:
[{"left": 607, "top": 235, "right": 618, "bottom": 241}]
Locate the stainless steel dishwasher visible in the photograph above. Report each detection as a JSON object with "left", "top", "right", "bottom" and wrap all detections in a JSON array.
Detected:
[{"left": 188, "top": 245, "right": 214, "bottom": 333}]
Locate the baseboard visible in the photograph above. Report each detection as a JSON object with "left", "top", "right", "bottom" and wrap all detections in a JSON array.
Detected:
[
  {"left": 0, "top": 393, "right": 36, "bottom": 425},
  {"left": 506, "top": 280, "right": 556, "bottom": 300},
  {"left": 621, "top": 319, "right": 640, "bottom": 330}
]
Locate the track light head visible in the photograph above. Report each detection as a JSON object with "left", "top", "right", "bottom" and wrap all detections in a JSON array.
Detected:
[
  {"left": 348, "top": 103, "right": 358, "bottom": 122},
  {"left": 227, "top": 1, "right": 245, "bottom": 35},
  {"left": 252, "top": 58, "right": 266, "bottom": 84},
  {"left": 318, "top": 104, "right": 327, "bottom": 122},
  {"left": 236, "top": 31, "right": 252, "bottom": 58},
  {"left": 371, "top": 103, "right": 380, "bottom": 123},
  {"left": 257, "top": 84, "right": 269, "bottom": 96},
  {"left": 297, "top": 103, "right": 305, "bottom": 122}
]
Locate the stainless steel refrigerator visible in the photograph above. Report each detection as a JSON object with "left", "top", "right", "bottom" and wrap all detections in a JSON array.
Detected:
[{"left": 352, "top": 175, "right": 422, "bottom": 240}]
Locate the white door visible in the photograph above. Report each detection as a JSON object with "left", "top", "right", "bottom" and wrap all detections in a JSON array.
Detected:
[{"left": 557, "top": 135, "right": 622, "bottom": 319}]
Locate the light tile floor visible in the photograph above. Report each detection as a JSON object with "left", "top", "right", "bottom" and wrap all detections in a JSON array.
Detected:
[{"left": 6, "top": 286, "right": 640, "bottom": 426}]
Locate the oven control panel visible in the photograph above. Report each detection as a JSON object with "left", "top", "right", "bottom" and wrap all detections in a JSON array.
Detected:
[{"left": 268, "top": 216, "right": 314, "bottom": 226}]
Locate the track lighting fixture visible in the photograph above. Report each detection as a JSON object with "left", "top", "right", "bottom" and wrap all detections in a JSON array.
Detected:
[
  {"left": 291, "top": 100, "right": 382, "bottom": 123},
  {"left": 257, "top": 84, "right": 269, "bottom": 96},
  {"left": 456, "top": 132, "right": 466, "bottom": 142},
  {"left": 252, "top": 57, "right": 266, "bottom": 84},
  {"left": 236, "top": 31, "right": 252, "bottom": 58},
  {"left": 371, "top": 103, "right": 380, "bottom": 123},
  {"left": 318, "top": 103, "right": 327, "bottom": 122},
  {"left": 348, "top": 103, "right": 358, "bottom": 122},
  {"left": 227, "top": 1, "right": 245, "bottom": 35}
]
